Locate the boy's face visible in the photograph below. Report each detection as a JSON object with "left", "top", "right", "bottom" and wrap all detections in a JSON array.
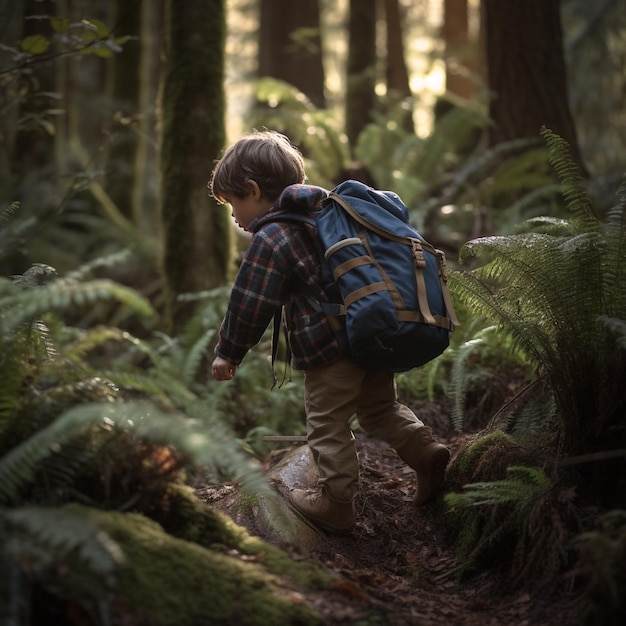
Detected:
[{"left": 224, "top": 180, "right": 273, "bottom": 230}]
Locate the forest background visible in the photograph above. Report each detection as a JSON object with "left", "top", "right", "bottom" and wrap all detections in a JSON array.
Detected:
[{"left": 1, "top": 0, "right": 625, "bottom": 624}]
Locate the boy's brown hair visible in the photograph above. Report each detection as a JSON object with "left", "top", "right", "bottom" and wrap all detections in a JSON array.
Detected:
[{"left": 209, "top": 130, "right": 306, "bottom": 203}]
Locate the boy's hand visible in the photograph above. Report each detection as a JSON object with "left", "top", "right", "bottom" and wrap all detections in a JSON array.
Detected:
[{"left": 212, "top": 356, "right": 237, "bottom": 381}]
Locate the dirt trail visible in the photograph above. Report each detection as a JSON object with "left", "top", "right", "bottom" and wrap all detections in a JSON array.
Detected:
[{"left": 196, "top": 432, "right": 578, "bottom": 625}]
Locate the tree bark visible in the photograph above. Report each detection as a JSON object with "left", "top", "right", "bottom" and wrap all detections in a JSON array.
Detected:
[
  {"left": 384, "top": 0, "right": 414, "bottom": 134},
  {"left": 159, "top": 0, "right": 231, "bottom": 333},
  {"left": 483, "top": 0, "right": 586, "bottom": 174},
  {"left": 442, "top": 0, "right": 474, "bottom": 100},
  {"left": 345, "top": 0, "right": 377, "bottom": 148},
  {"left": 105, "top": 0, "right": 142, "bottom": 222},
  {"left": 132, "top": 0, "right": 163, "bottom": 233},
  {"left": 258, "top": 0, "right": 325, "bottom": 108}
]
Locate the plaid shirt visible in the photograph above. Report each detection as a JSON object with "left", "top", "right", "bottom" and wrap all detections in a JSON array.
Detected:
[{"left": 215, "top": 185, "right": 343, "bottom": 370}]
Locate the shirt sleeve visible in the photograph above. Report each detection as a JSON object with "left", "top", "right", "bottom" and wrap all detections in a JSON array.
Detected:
[{"left": 215, "top": 226, "right": 292, "bottom": 365}]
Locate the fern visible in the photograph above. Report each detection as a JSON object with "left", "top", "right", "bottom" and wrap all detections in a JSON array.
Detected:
[
  {"left": 445, "top": 466, "right": 575, "bottom": 589},
  {"left": 250, "top": 77, "right": 349, "bottom": 187},
  {"left": 0, "top": 400, "right": 271, "bottom": 507},
  {"left": 0, "top": 503, "right": 127, "bottom": 625},
  {"left": 446, "top": 465, "right": 550, "bottom": 511},
  {"left": 0, "top": 278, "right": 155, "bottom": 335},
  {"left": 449, "top": 129, "right": 626, "bottom": 453},
  {"left": 1, "top": 504, "right": 124, "bottom": 582}
]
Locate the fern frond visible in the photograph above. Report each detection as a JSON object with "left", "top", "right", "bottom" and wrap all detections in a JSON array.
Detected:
[
  {"left": 1, "top": 504, "right": 124, "bottom": 583},
  {"left": 448, "top": 263, "right": 557, "bottom": 368},
  {"left": 444, "top": 465, "right": 574, "bottom": 589},
  {"left": 101, "top": 370, "right": 199, "bottom": 408},
  {"left": 541, "top": 126, "right": 597, "bottom": 230},
  {"left": 601, "top": 179, "right": 626, "bottom": 318},
  {"left": 447, "top": 465, "right": 550, "bottom": 512},
  {"left": 0, "top": 504, "right": 124, "bottom": 625},
  {"left": 65, "top": 248, "right": 136, "bottom": 282},
  {"left": 0, "top": 401, "right": 270, "bottom": 506},
  {"left": 412, "top": 105, "right": 488, "bottom": 182},
  {"left": 0, "top": 200, "right": 19, "bottom": 224},
  {"left": 61, "top": 325, "right": 159, "bottom": 368},
  {"left": 0, "top": 279, "right": 155, "bottom": 334},
  {"left": 450, "top": 332, "right": 491, "bottom": 431}
]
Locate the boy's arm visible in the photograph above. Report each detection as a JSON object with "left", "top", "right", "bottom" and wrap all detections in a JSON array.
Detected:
[{"left": 214, "top": 226, "right": 293, "bottom": 368}]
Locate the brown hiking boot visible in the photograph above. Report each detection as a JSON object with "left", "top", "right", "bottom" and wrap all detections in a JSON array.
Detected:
[
  {"left": 289, "top": 488, "right": 356, "bottom": 534},
  {"left": 396, "top": 427, "right": 451, "bottom": 506}
]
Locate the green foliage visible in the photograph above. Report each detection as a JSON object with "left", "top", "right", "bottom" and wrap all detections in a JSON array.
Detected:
[
  {"left": 0, "top": 503, "right": 325, "bottom": 626},
  {"left": 446, "top": 322, "right": 547, "bottom": 433},
  {"left": 445, "top": 465, "right": 578, "bottom": 591},
  {"left": 448, "top": 128, "right": 626, "bottom": 453},
  {"left": 573, "top": 510, "right": 626, "bottom": 625},
  {"left": 18, "top": 16, "right": 131, "bottom": 59},
  {"left": 249, "top": 81, "right": 559, "bottom": 255},
  {"left": 0, "top": 259, "right": 318, "bottom": 622},
  {"left": 354, "top": 103, "right": 488, "bottom": 206},
  {"left": 250, "top": 77, "right": 350, "bottom": 188}
]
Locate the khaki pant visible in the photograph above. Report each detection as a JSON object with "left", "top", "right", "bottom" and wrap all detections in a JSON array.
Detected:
[{"left": 304, "top": 357, "right": 424, "bottom": 502}]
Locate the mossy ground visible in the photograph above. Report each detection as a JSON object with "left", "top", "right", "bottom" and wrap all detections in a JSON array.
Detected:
[{"left": 68, "top": 503, "right": 328, "bottom": 626}]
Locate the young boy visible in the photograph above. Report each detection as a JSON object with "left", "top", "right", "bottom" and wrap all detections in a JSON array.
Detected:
[{"left": 209, "top": 130, "right": 450, "bottom": 534}]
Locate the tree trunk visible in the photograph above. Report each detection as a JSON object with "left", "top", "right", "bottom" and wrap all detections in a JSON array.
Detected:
[
  {"left": 483, "top": 0, "right": 586, "bottom": 174},
  {"left": 345, "top": 0, "right": 377, "bottom": 148},
  {"left": 442, "top": 0, "right": 474, "bottom": 100},
  {"left": 384, "top": 0, "right": 414, "bottom": 134},
  {"left": 258, "top": 0, "right": 325, "bottom": 108},
  {"left": 132, "top": 0, "right": 163, "bottom": 233},
  {"left": 105, "top": 0, "right": 143, "bottom": 222},
  {"left": 14, "top": 0, "right": 57, "bottom": 176},
  {"left": 159, "top": 0, "right": 231, "bottom": 333}
]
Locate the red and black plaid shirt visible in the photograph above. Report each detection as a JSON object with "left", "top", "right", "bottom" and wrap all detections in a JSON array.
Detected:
[{"left": 215, "top": 185, "right": 342, "bottom": 370}]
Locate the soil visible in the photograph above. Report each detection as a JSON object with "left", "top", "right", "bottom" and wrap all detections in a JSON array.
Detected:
[{"left": 195, "top": 406, "right": 580, "bottom": 625}]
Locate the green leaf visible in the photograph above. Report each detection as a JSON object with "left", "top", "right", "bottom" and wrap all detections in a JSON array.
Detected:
[
  {"left": 80, "top": 18, "right": 110, "bottom": 39},
  {"left": 50, "top": 17, "right": 69, "bottom": 33},
  {"left": 20, "top": 35, "right": 49, "bottom": 54}
]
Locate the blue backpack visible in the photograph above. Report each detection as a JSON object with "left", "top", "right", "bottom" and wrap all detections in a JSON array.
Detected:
[{"left": 274, "top": 180, "right": 459, "bottom": 372}]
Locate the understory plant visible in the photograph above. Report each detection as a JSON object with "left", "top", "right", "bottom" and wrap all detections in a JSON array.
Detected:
[
  {"left": 445, "top": 464, "right": 579, "bottom": 591},
  {"left": 449, "top": 127, "right": 626, "bottom": 456},
  {"left": 442, "top": 127, "right": 626, "bottom": 592},
  {"left": 0, "top": 261, "right": 309, "bottom": 623}
]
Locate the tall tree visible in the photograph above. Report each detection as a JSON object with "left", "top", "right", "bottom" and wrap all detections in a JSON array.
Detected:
[
  {"left": 483, "top": 0, "right": 586, "bottom": 173},
  {"left": 131, "top": 0, "right": 163, "bottom": 233},
  {"left": 258, "top": 0, "right": 325, "bottom": 108},
  {"left": 105, "top": 0, "right": 142, "bottom": 223},
  {"left": 442, "top": 0, "right": 475, "bottom": 100},
  {"left": 384, "top": 0, "right": 414, "bottom": 134},
  {"left": 159, "top": 0, "right": 231, "bottom": 333},
  {"left": 345, "top": 0, "right": 377, "bottom": 148}
]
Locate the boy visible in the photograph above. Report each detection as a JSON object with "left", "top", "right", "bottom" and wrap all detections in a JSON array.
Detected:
[{"left": 209, "top": 130, "right": 450, "bottom": 534}]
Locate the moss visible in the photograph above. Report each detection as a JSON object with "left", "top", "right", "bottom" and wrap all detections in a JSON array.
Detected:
[
  {"left": 448, "top": 430, "right": 529, "bottom": 486},
  {"left": 151, "top": 484, "right": 334, "bottom": 591},
  {"left": 76, "top": 505, "right": 323, "bottom": 626}
]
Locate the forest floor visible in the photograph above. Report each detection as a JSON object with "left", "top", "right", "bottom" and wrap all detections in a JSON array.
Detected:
[{"left": 195, "top": 405, "right": 582, "bottom": 625}]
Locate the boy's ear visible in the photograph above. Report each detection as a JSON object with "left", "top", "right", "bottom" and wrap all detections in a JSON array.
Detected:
[{"left": 246, "top": 179, "right": 262, "bottom": 199}]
